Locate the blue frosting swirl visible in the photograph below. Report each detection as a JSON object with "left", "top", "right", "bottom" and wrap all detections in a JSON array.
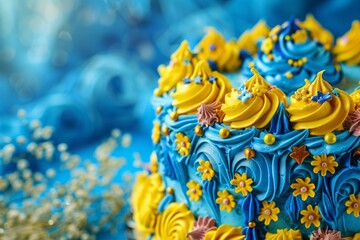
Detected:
[
  {"left": 285, "top": 195, "right": 304, "bottom": 223},
  {"left": 253, "top": 130, "right": 309, "bottom": 155},
  {"left": 205, "top": 124, "right": 258, "bottom": 159},
  {"left": 321, "top": 168, "right": 360, "bottom": 233},
  {"left": 269, "top": 102, "right": 291, "bottom": 135},
  {"left": 243, "top": 17, "right": 342, "bottom": 94},
  {"left": 305, "top": 131, "right": 360, "bottom": 156}
]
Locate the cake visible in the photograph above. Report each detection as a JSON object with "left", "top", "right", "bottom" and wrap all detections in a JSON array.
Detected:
[{"left": 131, "top": 17, "right": 360, "bottom": 240}]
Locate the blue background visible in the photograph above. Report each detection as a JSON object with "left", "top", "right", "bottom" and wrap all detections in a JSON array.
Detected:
[{"left": 0, "top": 0, "right": 358, "bottom": 239}]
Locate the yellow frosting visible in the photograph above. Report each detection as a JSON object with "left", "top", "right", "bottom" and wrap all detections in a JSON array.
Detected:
[
  {"left": 153, "top": 202, "right": 195, "bottom": 240},
  {"left": 131, "top": 172, "right": 165, "bottom": 237},
  {"left": 351, "top": 88, "right": 360, "bottom": 110},
  {"left": 287, "top": 71, "right": 354, "bottom": 135},
  {"left": 221, "top": 68, "right": 287, "bottom": 129},
  {"left": 344, "top": 233, "right": 360, "bottom": 240},
  {"left": 301, "top": 14, "right": 333, "bottom": 50},
  {"left": 265, "top": 228, "right": 302, "bottom": 240},
  {"left": 155, "top": 41, "right": 195, "bottom": 95},
  {"left": 172, "top": 60, "right": 232, "bottom": 115},
  {"left": 204, "top": 224, "right": 245, "bottom": 240},
  {"left": 238, "top": 20, "right": 270, "bottom": 55},
  {"left": 196, "top": 28, "right": 241, "bottom": 71},
  {"left": 333, "top": 20, "right": 360, "bottom": 65}
]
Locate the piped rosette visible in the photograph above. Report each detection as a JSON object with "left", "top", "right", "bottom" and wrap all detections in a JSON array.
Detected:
[
  {"left": 221, "top": 68, "right": 287, "bottom": 129},
  {"left": 237, "top": 20, "right": 270, "bottom": 56},
  {"left": 287, "top": 70, "right": 354, "bottom": 136},
  {"left": 172, "top": 60, "right": 232, "bottom": 115},
  {"left": 333, "top": 20, "right": 360, "bottom": 65},
  {"left": 154, "top": 41, "right": 196, "bottom": 96},
  {"left": 300, "top": 14, "right": 334, "bottom": 50},
  {"left": 243, "top": 17, "right": 342, "bottom": 94},
  {"left": 195, "top": 28, "right": 241, "bottom": 72}
]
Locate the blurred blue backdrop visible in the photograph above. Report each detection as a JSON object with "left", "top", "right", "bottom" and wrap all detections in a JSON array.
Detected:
[{"left": 0, "top": 0, "right": 359, "bottom": 239}]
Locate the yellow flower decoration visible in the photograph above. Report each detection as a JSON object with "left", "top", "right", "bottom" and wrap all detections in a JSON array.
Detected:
[
  {"left": 175, "top": 132, "right": 191, "bottom": 156},
  {"left": 204, "top": 224, "right": 245, "bottom": 240},
  {"left": 216, "top": 190, "right": 236, "bottom": 212},
  {"left": 265, "top": 228, "right": 302, "bottom": 240},
  {"left": 344, "top": 233, "right": 360, "bottom": 240},
  {"left": 230, "top": 173, "right": 253, "bottom": 196},
  {"left": 261, "top": 38, "right": 274, "bottom": 54},
  {"left": 258, "top": 201, "right": 280, "bottom": 225},
  {"left": 345, "top": 194, "right": 360, "bottom": 217},
  {"left": 311, "top": 154, "right": 338, "bottom": 176},
  {"left": 152, "top": 122, "right": 161, "bottom": 144},
  {"left": 291, "top": 29, "right": 308, "bottom": 43},
  {"left": 154, "top": 202, "right": 195, "bottom": 240},
  {"left": 186, "top": 180, "right": 202, "bottom": 201},
  {"left": 300, "top": 205, "right": 321, "bottom": 228},
  {"left": 290, "top": 177, "right": 316, "bottom": 201},
  {"left": 197, "top": 160, "right": 215, "bottom": 181}
]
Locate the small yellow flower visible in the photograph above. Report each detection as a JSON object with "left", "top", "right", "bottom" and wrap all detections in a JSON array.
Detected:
[
  {"left": 290, "top": 177, "right": 315, "bottom": 201},
  {"left": 152, "top": 122, "right": 161, "bottom": 144},
  {"left": 261, "top": 38, "right": 273, "bottom": 54},
  {"left": 215, "top": 190, "right": 236, "bottom": 212},
  {"left": 186, "top": 180, "right": 202, "bottom": 201},
  {"left": 291, "top": 30, "right": 308, "bottom": 43},
  {"left": 300, "top": 205, "right": 321, "bottom": 228},
  {"left": 345, "top": 194, "right": 360, "bottom": 217},
  {"left": 197, "top": 160, "right": 215, "bottom": 181},
  {"left": 311, "top": 154, "right": 338, "bottom": 176},
  {"left": 258, "top": 201, "right": 280, "bottom": 225},
  {"left": 175, "top": 132, "right": 191, "bottom": 156},
  {"left": 230, "top": 173, "right": 253, "bottom": 196}
]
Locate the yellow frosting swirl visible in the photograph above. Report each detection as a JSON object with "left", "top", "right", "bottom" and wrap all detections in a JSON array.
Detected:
[
  {"left": 154, "top": 202, "right": 195, "bottom": 240},
  {"left": 333, "top": 20, "right": 360, "bottom": 65},
  {"left": 155, "top": 41, "right": 195, "bottom": 96},
  {"left": 237, "top": 20, "right": 270, "bottom": 55},
  {"left": 196, "top": 28, "right": 241, "bottom": 71},
  {"left": 265, "top": 228, "right": 302, "bottom": 240},
  {"left": 204, "top": 224, "right": 245, "bottom": 240},
  {"left": 221, "top": 68, "right": 287, "bottom": 129},
  {"left": 351, "top": 88, "right": 360, "bottom": 110},
  {"left": 300, "top": 14, "right": 333, "bottom": 50},
  {"left": 287, "top": 70, "right": 354, "bottom": 135},
  {"left": 172, "top": 60, "right": 232, "bottom": 115},
  {"left": 131, "top": 172, "right": 165, "bottom": 237}
]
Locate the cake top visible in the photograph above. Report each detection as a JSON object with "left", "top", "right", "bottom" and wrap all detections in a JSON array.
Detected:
[{"left": 152, "top": 17, "right": 360, "bottom": 137}]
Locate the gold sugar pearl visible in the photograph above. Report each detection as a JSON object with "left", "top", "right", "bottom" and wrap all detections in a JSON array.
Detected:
[
  {"left": 324, "top": 133, "right": 336, "bottom": 144},
  {"left": 219, "top": 128, "right": 230, "bottom": 139},
  {"left": 170, "top": 111, "right": 179, "bottom": 121},
  {"left": 194, "top": 125, "right": 203, "bottom": 137},
  {"left": 156, "top": 106, "right": 163, "bottom": 114},
  {"left": 264, "top": 133, "right": 276, "bottom": 145}
]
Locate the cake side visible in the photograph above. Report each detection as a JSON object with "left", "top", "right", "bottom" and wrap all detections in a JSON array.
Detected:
[{"left": 132, "top": 17, "right": 360, "bottom": 240}]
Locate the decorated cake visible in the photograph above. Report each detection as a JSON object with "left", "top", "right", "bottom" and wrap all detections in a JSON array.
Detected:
[{"left": 131, "top": 17, "right": 360, "bottom": 239}]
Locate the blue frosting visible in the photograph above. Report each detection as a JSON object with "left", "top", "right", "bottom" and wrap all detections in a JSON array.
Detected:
[
  {"left": 269, "top": 102, "right": 291, "bottom": 135},
  {"left": 321, "top": 168, "right": 360, "bottom": 234},
  {"left": 285, "top": 195, "right": 304, "bottom": 223},
  {"left": 243, "top": 17, "right": 342, "bottom": 94},
  {"left": 158, "top": 192, "right": 175, "bottom": 213},
  {"left": 152, "top": 79, "right": 360, "bottom": 238},
  {"left": 253, "top": 130, "right": 309, "bottom": 155}
]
